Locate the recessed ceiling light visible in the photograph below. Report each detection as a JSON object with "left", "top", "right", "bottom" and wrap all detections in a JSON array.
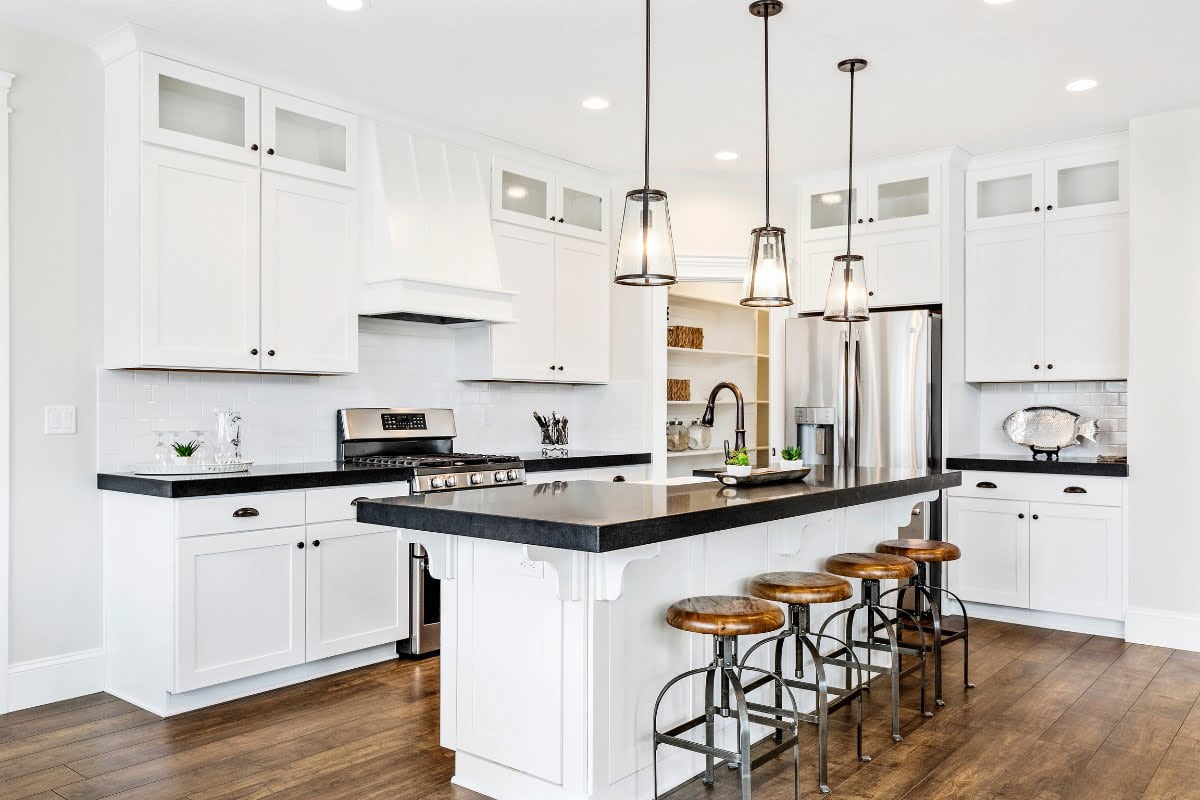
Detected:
[
  {"left": 714, "top": 151, "right": 739, "bottom": 161},
  {"left": 982, "top": 0, "right": 1013, "bottom": 4},
  {"left": 581, "top": 97, "right": 611, "bottom": 111},
  {"left": 1065, "top": 78, "right": 1099, "bottom": 92},
  {"left": 327, "top": 0, "right": 364, "bottom": 10}
]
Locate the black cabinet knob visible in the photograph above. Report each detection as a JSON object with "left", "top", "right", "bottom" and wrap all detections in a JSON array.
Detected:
[
  {"left": 250, "top": 348, "right": 259, "bottom": 356},
  {"left": 267, "top": 350, "right": 276, "bottom": 357},
  {"left": 549, "top": 365, "right": 555, "bottom": 371},
  {"left": 868, "top": 217, "right": 875, "bottom": 223},
  {"left": 857, "top": 218, "right": 864, "bottom": 224},
  {"left": 1047, "top": 364, "right": 1054, "bottom": 370},
  {"left": 312, "top": 540, "right": 321, "bottom": 547},
  {"left": 250, "top": 144, "right": 259, "bottom": 152},
  {"left": 1018, "top": 513, "right": 1025, "bottom": 519},
  {"left": 1034, "top": 206, "right": 1041, "bottom": 212},
  {"left": 1032, "top": 514, "right": 1039, "bottom": 520},
  {"left": 1046, "top": 204, "right": 1054, "bottom": 211},
  {"left": 296, "top": 542, "right": 305, "bottom": 549},
  {"left": 1034, "top": 364, "right": 1040, "bottom": 369},
  {"left": 557, "top": 365, "right": 564, "bottom": 371},
  {"left": 266, "top": 147, "right": 275, "bottom": 155},
  {"left": 868, "top": 291, "right": 875, "bottom": 297},
  {"left": 549, "top": 215, "right": 555, "bottom": 220}
]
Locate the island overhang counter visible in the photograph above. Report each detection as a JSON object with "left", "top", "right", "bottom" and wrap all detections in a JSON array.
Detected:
[{"left": 358, "top": 467, "right": 960, "bottom": 800}]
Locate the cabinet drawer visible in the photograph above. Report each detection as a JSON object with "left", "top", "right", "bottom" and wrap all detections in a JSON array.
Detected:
[
  {"left": 176, "top": 492, "right": 305, "bottom": 538},
  {"left": 305, "top": 482, "right": 410, "bottom": 524},
  {"left": 948, "top": 471, "right": 1122, "bottom": 507},
  {"left": 588, "top": 466, "right": 649, "bottom": 483}
]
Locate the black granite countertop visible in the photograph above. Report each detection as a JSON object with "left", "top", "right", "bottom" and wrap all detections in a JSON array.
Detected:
[
  {"left": 97, "top": 462, "right": 417, "bottom": 499},
  {"left": 515, "top": 451, "right": 652, "bottom": 473},
  {"left": 356, "top": 467, "right": 961, "bottom": 553},
  {"left": 947, "top": 454, "right": 1128, "bottom": 478}
]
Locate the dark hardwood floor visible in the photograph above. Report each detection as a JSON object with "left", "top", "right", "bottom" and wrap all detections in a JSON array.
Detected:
[{"left": 1, "top": 619, "right": 1198, "bottom": 799}]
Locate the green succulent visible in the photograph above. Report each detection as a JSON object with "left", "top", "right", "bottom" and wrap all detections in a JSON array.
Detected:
[
  {"left": 725, "top": 448, "right": 750, "bottom": 467},
  {"left": 781, "top": 446, "right": 802, "bottom": 461},
  {"left": 171, "top": 440, "right": 201, "bottom": 457}
]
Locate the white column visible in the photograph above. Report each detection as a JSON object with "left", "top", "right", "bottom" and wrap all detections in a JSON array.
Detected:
[{"left": 0, "top": 70, "right": 14, "bottom": 713}]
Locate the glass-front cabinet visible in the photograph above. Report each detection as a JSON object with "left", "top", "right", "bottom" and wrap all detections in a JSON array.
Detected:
[
  {"left": 261, "top": 90, "right": 357, "bottom": 186},
  {"left": 142, "top": 55, "right": 260, "bottom": 165},
  {"left": 967, "top": 161, "right": 1045, "bottom": 230},
  {"left": 555, "top": 172, "right": 607, "bottom": 243},
  {"left": 967, "top": 147, "right": 1126, "bottom": 230},
  {"left": 867, "top": 164, "right": 939, "bottom": 233},
  {"left": 800, "top": 172, "right": 862, "bottom": 241},
  {"left": 491, "top": 159, "right": 608, "bottom": 242}
]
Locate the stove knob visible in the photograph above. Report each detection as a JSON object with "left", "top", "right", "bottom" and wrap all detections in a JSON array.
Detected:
[
  {"left": 444, "top": 476, "right": 458, "bottom": 488},
  {"left": 430, "top": 477, "right": 445, "bottom": 490},
  {"left": 494, "top": 471, "right": 508, "bottom": 482},
  {"left": 507, "top": 469, "right": 519, "bottom": 481},
  {"left": 470, "top": 473, "right": 483, "bottom": 485}
]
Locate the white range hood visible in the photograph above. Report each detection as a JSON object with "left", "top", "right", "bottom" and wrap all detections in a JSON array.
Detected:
[{"left": 359, "top": 120, "right": 517, "bottom": 325}]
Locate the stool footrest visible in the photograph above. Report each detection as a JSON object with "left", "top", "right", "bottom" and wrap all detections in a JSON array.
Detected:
[{"left": 654, "top": 733, "right": 738, "bottom": 763}]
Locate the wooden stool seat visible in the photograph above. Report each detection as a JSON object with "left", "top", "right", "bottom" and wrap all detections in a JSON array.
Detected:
[
  {"left": 748, "top": 571, "right": 853, "bottom": 605},
  {"left": 665, "top": 595, "right": 785, "bottom": 637},
  {"left": 875, "top": 539, "right": 961, "bottom": 563},
  {"left": 824, "top": 553, "right": 917, "bottom": 581}
]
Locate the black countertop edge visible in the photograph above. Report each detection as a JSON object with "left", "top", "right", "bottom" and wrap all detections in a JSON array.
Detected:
[
  {"left": 947, "top": 455, "right": 1129, "bottom": 478},
  {"left": 97, "top": 463, "right": 417, "bottom": 499},
  {"left": 355, "top": 471, "right": 961, "bottom": 554},
  {"left": 519, "top": 451, "right": 653, "bottom": 473}
]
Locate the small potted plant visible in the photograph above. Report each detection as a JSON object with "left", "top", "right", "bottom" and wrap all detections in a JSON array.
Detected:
[
  {"left": 724, "top": 448, "right": 753, "bottom": 477},
  {"left": 779, "top": 446, "right": 805, "bottom": 471},
  {"left": 170, "top": 439, "right": 202, "bottom": 466}
]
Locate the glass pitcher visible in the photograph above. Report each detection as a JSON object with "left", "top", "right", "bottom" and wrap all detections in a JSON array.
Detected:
[{"left": 214, "top": 409, "right": 243, "bottom": 464}]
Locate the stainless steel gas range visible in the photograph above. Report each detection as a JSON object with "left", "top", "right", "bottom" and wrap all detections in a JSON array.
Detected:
[{"left": 337, "top": 407, "right": 526, "bottom": 656}]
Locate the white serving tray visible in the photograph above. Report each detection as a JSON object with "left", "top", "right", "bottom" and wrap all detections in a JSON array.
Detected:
[{"left": 131, "top": 461, "right": 253, "bottom": 476}]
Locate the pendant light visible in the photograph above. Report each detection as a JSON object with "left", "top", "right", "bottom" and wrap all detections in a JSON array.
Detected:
[
  {"left": 823, "top": 58, "right": 870, "bottom": 322},
  {"left": 614, "top": 0, "right": 677, "bottom": 286},
  {"left": 741, "top": 0, "right": 792, "bottom": 308}
]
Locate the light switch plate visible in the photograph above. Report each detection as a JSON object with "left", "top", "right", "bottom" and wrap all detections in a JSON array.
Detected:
[{"left": 44, "top": 405, "right": 77, "bottom": 435}]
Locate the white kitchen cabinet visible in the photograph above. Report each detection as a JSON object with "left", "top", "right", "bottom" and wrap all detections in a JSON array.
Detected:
[
  {"left": 491, "top": 158, "right": 609, "bottom": 243},
  {"left": 142, "top": 55, "right": 260, "bottom": 165},
  {"left": 555, "top": 171, "right": 608, "bottom": 243},
  {"left": 457, "top": 222, "right": 610, "bottom": 383},
  {"left": 867, "top": 164, "right": 940, "bottom": 234},
  {"left": 139, "top": 146, "right": 262, "bottom": 371},
  {"left": 966, "top": 161, "right": 1044, "bottom": 231},
  {"left": 797, "top": 237, "right": 848, "bottom": 313},
  {"left": 1028, "top": 503, "right": 1122, "bottom": 620},
  {"left": 553, "top": 236, "right": 610, "bottom": 382},
  {"left": 947, "top": 497, "right": 1030, "bottom": 608},
  {"left": 305, "top": 521, "right": 408, "bottom": 661},
  {"left": 870, "top": 226, "right": 941, "bottom": 308},
  {"left": 260, "top": 173, "right": 358, "bottom": 373},
  {"left": 175, "top": 527, "right": 306, "bottom": 692},
  {"left": 799, "top": 171, "right": 862, "bottom": 241},
  {"left": 1042, "top": 216, "right": 1129, "bottom": 380},
  {"left": 965, "top": 225, "right": 1045, "bottom": 382},
  {"left": 261, "top": 89, "right": 357, "bottom": 187}
]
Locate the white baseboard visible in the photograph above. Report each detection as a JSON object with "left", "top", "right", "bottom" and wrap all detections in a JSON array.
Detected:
[
  {"left": 1124, "top": 607, "right": 1200, "bottom": 652},
  {"left": 8, "top": 648, "right": 105, "bottom": 712},
  {"left": 963, "top": 602, "right": 1124, "bottom": 638}
]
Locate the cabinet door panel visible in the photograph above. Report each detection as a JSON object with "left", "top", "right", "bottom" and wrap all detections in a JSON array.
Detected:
[
  {"left": 555, "top": 172, "right": 608, "bottom": 243},
  {"left": 870, "top": 227, "right": 941, "bottom": 308},
  {"left": 175, "top": 528, "right": 305, "bottom": 691},
  {"left": 141, "top": 147, "right": 261, "bottom": 370},
  {"left": 867, "top": 164, "right": 939, "bottom": 234},
  {"left": 798, "top": 238, "right": 848, "bottom": 313},
  {"left": 1028, "top": 503, "right": 1122, "bottom": 620},
  {"left": 1044, "top": 149, "right": 1127, "bottom": 221},
  {"left": 965, "top": 225, "right": 1044, "bottom": 382},
  {"left": 1043, "top": 216, "right": 1128, "bottom": 380},
  {"left": 492, "top": 159, "right": 555, "bottom": 231},
  {"left": 260, "top": 173, "right": 358, "bottom": 374},
  {"left": 490, "top": 222, "right": 557, "bottom": 379},
  {"left": 306, "top": 521, "right": 407, "bottom": 661},
  {"left": 553, "top": 236, "right": 610, "bottom": 383},
  {"left": 261, "top": 89, "right": 357, "bottom": 187},
  {"left": 947, "top": 497, "right": 1030, "bottom": 608},
  {"left": 967, "top": 161, "right": 1044, "bottom": 231},
  {"left": 142, "top": 55, "right": 260, "bottom": 165},
  {"left": 799, "top": 172, "right": 863, "bottom": 241}
]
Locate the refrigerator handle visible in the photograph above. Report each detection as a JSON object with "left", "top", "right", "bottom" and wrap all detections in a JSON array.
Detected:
[{"left": 851, "top": 336, "right": 862, "bottom": 467}]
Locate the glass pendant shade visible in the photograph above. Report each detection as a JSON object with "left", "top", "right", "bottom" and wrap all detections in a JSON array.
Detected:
[
  {"left": 740, "top": 226, "right": 793, "bottom": 307},
  {"left": 614, "top": 189, "right": 677, "bottom": 286},
  {"left": 823, "top": 253, "right": 869, "bottom": 321}
]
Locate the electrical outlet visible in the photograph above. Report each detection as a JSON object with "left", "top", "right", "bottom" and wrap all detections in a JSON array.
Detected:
[
  {"left": 44, "top": 405, "right": 77, "bottom": 435},
  {"left": 517, "top": 559, "right": 544, "bottom": 578}
]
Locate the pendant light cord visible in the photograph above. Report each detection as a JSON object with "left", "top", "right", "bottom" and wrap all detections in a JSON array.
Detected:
[
  {"left": 763, "top": 9, "right": 771, "bottom": 227},
  {"left": 644, "top": 0, "right": 651, "bottom": 194},
  {"left": 845, "top": 65, "right": 855, "bottom": 255}
]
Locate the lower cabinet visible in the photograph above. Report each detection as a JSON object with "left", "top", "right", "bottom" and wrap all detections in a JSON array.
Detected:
[
  {"left": 947, "top": 473, "right": 1124, "bottom": 621},
  {"left": 305, "top": 520, "right": 408, "bottom": 662},
  {"left": 176, "top": 527, "right": 306, "bottom": 692}
]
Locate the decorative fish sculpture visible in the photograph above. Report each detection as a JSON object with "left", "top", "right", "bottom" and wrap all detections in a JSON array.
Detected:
[{"left": 1003, "top": 406, "right": 1098, "bottom": 460}]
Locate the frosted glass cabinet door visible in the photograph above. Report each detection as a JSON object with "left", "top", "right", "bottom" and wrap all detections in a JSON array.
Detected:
[
  {"left": 492, "top": 158, "right": 555, "bottom": 232},
  {"left": 1044, "top": 149, "right": 1127, "bottom": 221},
  {"left": 867, "top": 165, "right": 939, "bottom": 233},
  {"left": 800, "top": 175, "right": 862, "bottom": 241},
  {"left": 261, "top": 90, "right": 357, "bottom": 187},
  {"left": 967, "top": 162, "right": 1045, "bottom": 230},
  {"left": 142, "top": 55, "right": 260, "bottom": 165},
  {"left": 555, "top": 172, "right": 608, "bottom": 243}
]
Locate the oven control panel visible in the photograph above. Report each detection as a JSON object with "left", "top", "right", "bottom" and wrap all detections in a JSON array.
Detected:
[
  {"left": 381, "top": 413, "right": 427, "bottom": 431},
  {"left": 412, "top": 467, "right": 526, "bottom": 494}
]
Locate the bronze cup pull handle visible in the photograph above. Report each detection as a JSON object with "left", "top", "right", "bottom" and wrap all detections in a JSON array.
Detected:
[
  {"left": 1063, "top": 486, "right": 1087, "bottom": 494},
  {"left": 350, "top": 497, "right": 370, "bottom": 506},
  {"left": 976, "top": 481, "right": 997, "bottom": 489},
  {"left": 232, "top": 508, "right": 260, "bottom": 518}
]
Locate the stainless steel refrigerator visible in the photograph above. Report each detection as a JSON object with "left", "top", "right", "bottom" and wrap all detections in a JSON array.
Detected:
[{"left": 784, "top": 309, "right": 942, "bottom": 536}]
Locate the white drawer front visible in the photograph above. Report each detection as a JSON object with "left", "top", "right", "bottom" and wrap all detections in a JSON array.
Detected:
[
  {"left": 949, "top": 470, "right": 1123, "bottom": 507},
  {"left": 306, "top": 482, "right": 411, "bottom": 524},
  {"left": 176, "top": 492, "right": 305, "bottom": 538},
  {"left": 588, "top": 465, "right": 649, "bottom": 482}
]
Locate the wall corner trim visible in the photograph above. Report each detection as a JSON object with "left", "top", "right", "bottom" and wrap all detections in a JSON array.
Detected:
[
  {"left": 1124, "top": 606, "right": 1200, "bottom": 653},
  {"left": 7, "top": 648, "right": 106, "bottom": 713}
]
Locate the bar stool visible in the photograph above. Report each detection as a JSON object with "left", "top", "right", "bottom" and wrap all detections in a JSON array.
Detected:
[
  {"left": 652, "top": 596, "right": 801, "bottom": 800},
  {"left": 819, "top": 554, "right": 931, "bottom": 742},
  {"left": 875, "top": 539, "right": 975, "bottom": 706},
  {"left": 739, "top": 572, "right": 871, "bottom": 794}
]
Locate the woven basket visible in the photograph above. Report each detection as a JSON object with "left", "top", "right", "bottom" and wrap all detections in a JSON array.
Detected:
[
  {"left": 667, "top": 325, "right": 704, "bottom": 350},
  {"left": 667, "top": 378, "right": 691, "bottom": 402}
]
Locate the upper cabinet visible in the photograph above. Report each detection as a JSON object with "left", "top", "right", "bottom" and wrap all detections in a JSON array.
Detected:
[
  {"left": 800, "top": 161, "right": 939, "bottom": 241},
  {"left": 105, "top": 53, "right": 359, "bottom": 373},
  {"left": 491, "top": 158, "right": 608, "bottom": 243},
  {"left": 967, "top": 145, "right": 1126, "bottom": 230}
]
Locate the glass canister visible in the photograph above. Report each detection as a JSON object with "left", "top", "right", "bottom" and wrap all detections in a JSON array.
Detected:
[
  {"left": 666, "top": 419, "right": 690, "bottom": 452},
  {"left": 687, "top": 418, "right": 711, "bottom": 450},
  {"left": 214, "top": 409, "right": 243, "bottom": 464}
]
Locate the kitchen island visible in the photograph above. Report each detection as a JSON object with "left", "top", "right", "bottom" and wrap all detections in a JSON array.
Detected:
[{"left": 358, "top": 467, "right": 960, "bottom": 800}]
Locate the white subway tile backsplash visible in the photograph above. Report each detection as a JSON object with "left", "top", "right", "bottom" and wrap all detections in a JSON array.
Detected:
[{"left": 977, "top": 380, "right": 1128, "bottom": 458}]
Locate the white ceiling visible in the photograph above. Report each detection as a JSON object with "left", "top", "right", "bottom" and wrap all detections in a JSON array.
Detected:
[{"left": 4, "top": 0, "right": 1199, "bottom": 175}]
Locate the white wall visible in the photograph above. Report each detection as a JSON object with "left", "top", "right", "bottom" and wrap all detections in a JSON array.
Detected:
[
  {"left": 1126, "top": 108, "right": 1200, "bottom": 650},
  {"left": 1, "top": 25, "right": 105, "bottom": 681}
]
